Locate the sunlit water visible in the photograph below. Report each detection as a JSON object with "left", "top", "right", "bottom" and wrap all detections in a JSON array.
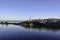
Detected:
[{"left": 0, "top": 24, "right": 60, "bottom": 40}]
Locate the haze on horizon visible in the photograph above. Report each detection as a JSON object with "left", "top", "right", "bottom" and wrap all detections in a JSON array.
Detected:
[{"left": 0, "top": 0, "right": 60, "bottom": 20}]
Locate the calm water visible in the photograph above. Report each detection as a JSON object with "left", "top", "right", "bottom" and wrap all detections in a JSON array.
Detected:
[{"left": 0, "top": 24, "right": 60, "bottom": 40}]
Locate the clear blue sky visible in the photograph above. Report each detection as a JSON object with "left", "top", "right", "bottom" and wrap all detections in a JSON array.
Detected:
[{"left": 0, "top": 0, "right": 60, "bottom": 20}]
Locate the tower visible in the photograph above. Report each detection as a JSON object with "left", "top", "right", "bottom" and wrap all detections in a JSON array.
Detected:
[{"left": 29, "top": 16, "right": 32, "bottom": 22}]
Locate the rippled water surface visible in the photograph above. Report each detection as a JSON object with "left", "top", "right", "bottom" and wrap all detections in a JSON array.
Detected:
[{"left": 0, "top": 24, "right": 60, "bottom": 40}]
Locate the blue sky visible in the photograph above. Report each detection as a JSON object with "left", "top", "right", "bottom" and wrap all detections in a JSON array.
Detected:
[{"left": 0, "top": 0, "right": 60, "bottom": 20}]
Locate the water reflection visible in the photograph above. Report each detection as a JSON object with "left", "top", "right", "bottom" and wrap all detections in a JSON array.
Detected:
[
  {"left": 0, "top": 24, "right": 60, "bottom": 40},
  {"left": 1, "top": 24, "right": 60, "bottom": 33}
]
